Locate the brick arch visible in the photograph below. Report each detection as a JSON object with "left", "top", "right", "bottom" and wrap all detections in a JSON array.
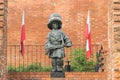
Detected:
[
  {"left": 107, "top": 0, "right": 120, "bottom": 80},
  {"left": 0, "top": 0, "right": 8, "bottom": 80}
]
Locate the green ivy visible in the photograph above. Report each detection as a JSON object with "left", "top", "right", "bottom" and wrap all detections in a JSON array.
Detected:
[
  {"left": 8, "top": 65, "right": 16, "bottom": 72},
  {"left": 69, "top": 49, "right": 96, "bottom": 72},
  {"left": 8, "top": 62, "right": 52, "bottom": 72}
]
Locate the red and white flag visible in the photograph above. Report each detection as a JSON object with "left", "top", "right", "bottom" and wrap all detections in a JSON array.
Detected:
[
  {"left": 85, "top": 11, "right": 91, "bottom": 59},
  {"left": 20, "top": 11, "right": 25, "bottom": 56}
]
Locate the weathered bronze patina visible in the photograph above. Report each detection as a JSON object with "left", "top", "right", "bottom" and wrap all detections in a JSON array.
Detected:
[{"left": 45, "top": 13, "right": 72, "bottom": 74}]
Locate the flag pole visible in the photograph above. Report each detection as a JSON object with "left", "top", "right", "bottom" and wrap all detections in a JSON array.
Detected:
[
  {"left": 20, "top": 0, "right": 26, "bottom": 56},
  {"left": 85, "top": 0, "right": 92, "bottom": 59},
  {"left": 23, "top": 0, "right": 26, "bottom": 69}
]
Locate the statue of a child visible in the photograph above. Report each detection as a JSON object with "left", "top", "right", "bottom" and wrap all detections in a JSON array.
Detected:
[{"left": 45, "top": 13, "right": 72, "bottom": 72}]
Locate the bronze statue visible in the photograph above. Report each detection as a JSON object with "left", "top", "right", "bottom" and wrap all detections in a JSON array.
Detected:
[{"left": 45, "top": 13, "right": 72, "bottom": 72}]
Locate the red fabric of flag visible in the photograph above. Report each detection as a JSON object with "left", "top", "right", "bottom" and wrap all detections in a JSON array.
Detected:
[
  {"left": 85, "top": 11, "right": 91, "bottom": 59},
  {"left": 20, "top": 11, "right": 25, "bottom": 56}
]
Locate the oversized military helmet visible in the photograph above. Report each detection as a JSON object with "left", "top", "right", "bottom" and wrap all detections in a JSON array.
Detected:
[{"left": 47, "top": 13, "right": 62, "bottom": 30}]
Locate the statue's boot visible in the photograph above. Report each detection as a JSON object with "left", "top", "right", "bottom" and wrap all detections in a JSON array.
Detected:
[
  {"left": 52, "top": 66, "right": 57, "bottom": 72},
  {"left": 52, "top": 58, "right": 57, "bottom": 72},
  {"left": 57, "top": 58, "right": 63, "bottom": 72},
  {"left": 57, "top": 66, "right": 63, "bottom": 72}
]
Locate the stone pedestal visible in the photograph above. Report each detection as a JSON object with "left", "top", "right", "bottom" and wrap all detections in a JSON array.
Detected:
[{"left": 51, "top": 72, "right": 65, "bottom": 78}]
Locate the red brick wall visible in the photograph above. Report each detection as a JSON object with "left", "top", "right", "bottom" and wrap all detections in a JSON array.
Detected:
[
  {"left": 7, "top": 0, "right": 108, "bottom": 49},
  {"left": 7, "top": 0, "right": 109, "bottom": 74},
  {"left": 8, "top": 72, "right": 107, "bottom": 80},
  {"left": 7, "top": 0, "right": 109, "bottom": 77}
]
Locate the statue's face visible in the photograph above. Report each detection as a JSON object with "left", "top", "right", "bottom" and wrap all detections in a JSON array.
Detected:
[{"left": 52, "top": 21, "right": 59, "bottom": 30}]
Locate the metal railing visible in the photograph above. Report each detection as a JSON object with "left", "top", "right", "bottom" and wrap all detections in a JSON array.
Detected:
[{"left": 7, "top": 44, "right": 101, "bottom": 72}]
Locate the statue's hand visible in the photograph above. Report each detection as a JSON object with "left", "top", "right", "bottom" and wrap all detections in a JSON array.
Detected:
[
  {"left": 64, "top": 42, "right": 72, "bottom": 48},
  {"left": 53, "top": 45, "right": 64, "bottom": 49}
]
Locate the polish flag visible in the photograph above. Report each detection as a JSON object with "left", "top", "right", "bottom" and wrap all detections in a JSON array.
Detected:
[
  {"left": 20, "top": 11, "right": 25, "bottom": 56},
  {"left": 85, "top": 11, "right": 91, "bottom": 59}
]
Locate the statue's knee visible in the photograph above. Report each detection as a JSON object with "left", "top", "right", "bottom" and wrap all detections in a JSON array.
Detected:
[
  {"left": 52, "top": 58, "right": 57, "bottom": 66},
  {"left": 57, "top": 58, "right": 63, "bottom": 66}
]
